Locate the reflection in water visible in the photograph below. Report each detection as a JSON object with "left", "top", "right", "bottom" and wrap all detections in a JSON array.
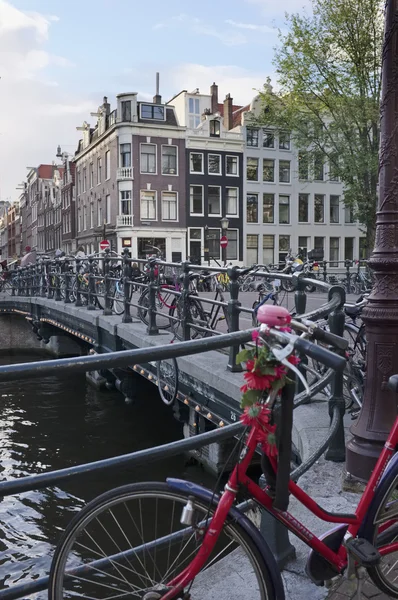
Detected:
[{"left": 0, "top": 352, "right": 213, "bottom": 595}]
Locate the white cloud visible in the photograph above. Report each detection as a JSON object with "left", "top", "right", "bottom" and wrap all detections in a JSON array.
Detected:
[
  {"left": 245, "top": 0, "right": 312, "bottom": 18},
  {"left": 153, "top": 13, "right": 246, "bottom": 46},
  {"left": 225, "top": 19, "right": 277, "bottom": 33}
]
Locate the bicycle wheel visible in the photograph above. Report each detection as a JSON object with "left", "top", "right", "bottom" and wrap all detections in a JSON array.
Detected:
[
  {"left": 281, "top": 278, "right": 295, "bottom": 293},
  {"left": 48, "top": 482, "right": 276, "bottom": 600},
  {"left": 156, "top": 358, "right": 178, "bottom": 405},
  {"left": 170, "top": 296, "right": 208, "bottom": 340},
  {"left": 138, "top": 289, "right": 172, "bottom": 329},
  {"left": 112, "top": 286, "right": 125, "bottom": 315},
  {"left": 96, "top": 280, "right": 106, "bottom": 310}
]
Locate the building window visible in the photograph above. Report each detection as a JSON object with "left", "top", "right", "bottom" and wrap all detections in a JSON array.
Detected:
[
  {"left": 246, "top": 194, "right": 258, "bottom": 223},
  {"left": 140, "top": 144, "right": 156, "bottom": 174},
  {"left": 247, "top": 157, "right": 259, "bottom": 181},
  {"left": 210, "top": 120, "right": 220, "bottom": 137},
  {"left": 208, "top": 154, "right": 221, "bottom": 175},
  {"left": 90, "top": 204, "right": 94, "bottom": 229},
  {"left": 246, "top": 234, "right": 258, "bottom": 265},
  {"left": 105, "top": 150, "right": 111, "bottom": 180},
  {"left": 188, "top": 97, "right": 200, "bottom": 128},
  {"left": 246, "top": 128, "right": 259, "bottom": 147},
  {"left": 298, "top": 194, "right": 309, "bottom": 223},
  {"left": 298, "top": 152, "right": 309, "bottom": 180},
  {"left": 279, "top": 235, "right": 290, "bottom": 263},
  {"left": 330, "top": 237, "right": 340, "bottom": 267},
  {"left": 97, "top": 157, "right": 102, "bottom": 184},
  {"left": 97, "top": 202, "right": 103, "bottom": 227},
  {"left": 120, "top": 191, "right": 131, "bottom": 215},
  {"left": 263, "top": 130, "right": 274, "bottom": 148},
  {"left": 263, "top": 235, "right": 275, "bottom": 266},
  {"left": 90, "top": 163, "right": 94, "bottom": 189},
  {"left": 263, "top": 194, "right": 274, "bottom": 224},
  {"left": 279, "top": 160, "right": 290, "bottom": 183},
  {"left": 83, "top": 205, "right": 87, "bottom": 230},
  {"left": 279, "top": 195, "right": 290, "bottom": 224},
  {"left": 190, "top": 152, "right": 203, "bottom": 174},
  {"left": 226, "top": 155, "right": 238, "bottom": 176},
  {"left": 359, "top": 238, "right": 367, "bottom": 259},
  {"left": 314, "top": 154, "right": 324, "bottom": 181},
  {"left": 208, "top": 228, "right": 221, "bottom": 260},
  {"left": 106, "top": 194, "right": 111, "bottom": 223},
  {"left": 345, "top": 204, "right": 355, "bottom": 223},
  {"left": 345, "top": 237, "right": 354, "bottom": 261},
  {"left": 162, "top": 146, "right": 177, "bottom": 175},
  {"left": 140, "top": 190, "right": 157, "bottom": 220},
  {"left": 227, "top": 230, "right": 238, "bottom": 260},
  {"left": 298, "top": 236, "right": 309, "bottom": 260},
  {"left": 190, "top": 185, "right": 203, "bottom": 215},
  {"left": 279, "top": 132, "right": 290, "bottom": 150},
  {"left": 329, "top": 154, "right": 339, "bottom": 181},
  {"left": 208, "top": 186, "right": 221, "bottom": 215},
  {"left": 83, "top": 167, "right": 87, "bottom": 192},
  {"left": 330, "top": 195, "right": 340, "bottom": 223},
  {"left": 121, "top": 100, "right": 131, "bottom": 122},
  {"left": 263, "top": 159, "right": 275, "bottom": 182},
  {"left": 140, "top": 104, "right": 165, "bottom": 120},
  {"left": 162, "top": 192, "right": 177, "bottom": 221},
  {"left": 120, "top": 144, "right": 131, "bottom": 168},
  {"left": 314, "top": 237, "right": 324, "bottom": 255},
  {"left": 314, "top": 194, "right": 325, "bottom": 223},
  {"left": 226, "top": 188, "right": 238, "bottom": 216}
]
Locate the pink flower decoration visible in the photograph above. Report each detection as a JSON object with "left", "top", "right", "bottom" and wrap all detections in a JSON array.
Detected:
[{"left": 252, "top": 330, "right": 260, "bottom": 341}]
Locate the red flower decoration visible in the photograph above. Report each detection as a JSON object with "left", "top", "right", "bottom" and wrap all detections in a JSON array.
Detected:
[{"left": 243, "top": 371, "right": 273, "bottom": 390}]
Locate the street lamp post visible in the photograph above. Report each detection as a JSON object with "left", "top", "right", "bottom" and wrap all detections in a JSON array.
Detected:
[
  {"left": 220, "top": 216, "right": 229, "bottom": 266},
  {"left": 346, "top": 0, "right": 398, "bottom": 483}
]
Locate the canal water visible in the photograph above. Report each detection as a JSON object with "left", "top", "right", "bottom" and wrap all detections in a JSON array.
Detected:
[{"left": 0, "top": 351, "right": 213, "bottom": 593}]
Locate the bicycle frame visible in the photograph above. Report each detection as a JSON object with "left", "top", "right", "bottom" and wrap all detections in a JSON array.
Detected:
[{"left": 162, "top": 409, "right": 398, "bottom": 598}]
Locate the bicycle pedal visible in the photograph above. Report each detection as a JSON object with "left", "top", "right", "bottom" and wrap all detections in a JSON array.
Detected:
[{"left": 345, "top": 538, "right": 380, "bottom": 566}]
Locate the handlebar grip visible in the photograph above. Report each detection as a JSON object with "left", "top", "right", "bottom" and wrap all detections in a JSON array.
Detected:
[
  {"left": 310, "top": 328, "right": 348, "bottom": 351},
  {"left": 294, "top": 338, "right": 346, "bottom": 371}
]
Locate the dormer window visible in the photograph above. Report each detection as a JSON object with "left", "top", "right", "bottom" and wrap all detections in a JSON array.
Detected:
[
  {"left": 121, "top": 101, "right": 131, "bottom": 122},
  {"left": 210, "top": 120, "right": 220, "bottom": 137},
  {"left": 140, "top": 104, "right": 165, "bottom": 120}
]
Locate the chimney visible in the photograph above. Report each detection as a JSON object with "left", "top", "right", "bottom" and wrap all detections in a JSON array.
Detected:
[
  {"left": 210, "top": 82, "right": 218, "bottom": 115},
  {"left": 224, "top": 93, "right": 233, "bottom": 131},
  {"left": 153, "top": 72, "right": 162, "bottom": 104}
]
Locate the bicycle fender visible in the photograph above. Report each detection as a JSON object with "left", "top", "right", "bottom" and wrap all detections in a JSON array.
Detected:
[
  {"left": 167, "top": 477, "right": 286, "bottom": 600},
  {"left": 358, "top": 451, "right": 398, "bottom": 539}
]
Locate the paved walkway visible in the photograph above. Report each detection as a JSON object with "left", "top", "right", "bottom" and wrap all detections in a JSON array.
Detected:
[{"left": 327, "top": 576, "right": 392, "bottom": 599}]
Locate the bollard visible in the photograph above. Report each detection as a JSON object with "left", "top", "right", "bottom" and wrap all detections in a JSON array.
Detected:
[
  {"left": 293, "top": 273, "right": 307, "bottom": 315},
  {"left": 325, "top": 285, "right": 346, "bottom": 462},
  {"left": 122, "top": 248, "right": 132, "bottom": 324},
  {"left": 103, "top": 248, "right": 112, "bottom": 316},
  {"left": 54, "top": 258, "right": 62, "bottom": 301},
  {"left": 227, "top": 266, "right": 242, "bottom": 372},
  {"left": 179, "top": 261, "right": 191, "bottom": 341},
  {"left": 87, "top": 256, "right": 96, "bottom": 310},
  {"left": 146, "top": 257, "right": 159, "bottom": 334},
  {"left": 63, "top": 258, "right": 70, "bottom": 304},
  {"left": 75, "top": 258, "right": 82, "bottom": 307},
  {"left": 345, "top": 260, "right": 352, "bottom": 294},
  {"left": 322, "top": 260, "right": 328, "bottom": 283}
]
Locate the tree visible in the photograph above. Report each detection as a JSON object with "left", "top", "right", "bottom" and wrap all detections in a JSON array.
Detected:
[{"left": 258, "top": 0, "right": 384, "bottom": 254}]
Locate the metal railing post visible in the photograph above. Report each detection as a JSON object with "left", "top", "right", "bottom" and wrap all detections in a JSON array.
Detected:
[
  {"left": 180, "top": 261, "right": 191, "bottom": 341},
  {"left": 26, "top": 265, "right": 31, "bottom": 297},
  {"left": 75, "top": 258, "right": 82, "bottom": 307},
  {"left": 54, "top": 258, "right": 62, "bottom": 301},
  {"left": 39, "top": 260, "right": 45, "bottom": 297},
  {"left": 322, "top": 260, "right": 328, "bottom": 283},
  {"left": 87, "top": 256, "right": 96, "bottom": 310},
  {"left": 345, "top": 259, "right": 352, "bottom": 293},
  {"left": 63, "top": 258, "right": 70, "bottom": 304},
  {"left": 47, "top": 262, "right": 53, "bottom": 299},
  {"left": 227, "top": 266, "right": 242, "bottom": 372},
  {"left": 122, "top": 249, "right": 132, "bottom": 324},
  {"left": 103, "top": 248, "right": 112, "bottom": 316},
  {"left": 325, "top": 284, "right": 346, "bottom": 462},
  {"left": 146, "top": 257, "right": 159, "bottom": 334},
  {"left": 17, "top": 268, "right": 22, "bottom": 296},
  {"left": 293, "top": 273, "right": 307, "bottom": 315}
]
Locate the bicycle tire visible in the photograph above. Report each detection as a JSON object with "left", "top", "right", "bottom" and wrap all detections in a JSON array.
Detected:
[
  {"left": 137, "top": 289, "right": 171, "bottom": 329},
  {"left": 156, "top": 357, "right": 178, "bottom": 405},
  {"left": 112, "top": 286, "right": 125, "bottom": 315},
  {"left": 169, "top": 296, "right": 209, "bottom": 340},
  {"left": 48, "top": 482, "right": 277, "bottom": 600},
  {"left": 281, "top": 278, "right": 295, "bottom": 293}
]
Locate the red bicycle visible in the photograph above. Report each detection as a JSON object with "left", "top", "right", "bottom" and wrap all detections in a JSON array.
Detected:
[{"left": 48, "top": 306, "right": 398, "bottom": 599}]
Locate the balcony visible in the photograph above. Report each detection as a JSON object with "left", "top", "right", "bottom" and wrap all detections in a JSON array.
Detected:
[
  {"left": 117, "top": 167, "right": 134, "bottom": 180},
  {"left": 117, "top": 214, "right": 133, "bottom": 228}
]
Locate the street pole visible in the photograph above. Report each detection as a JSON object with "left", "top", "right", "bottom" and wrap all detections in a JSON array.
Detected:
[{"left": 346, "top": 0, "right": 398, "bottom": 483}]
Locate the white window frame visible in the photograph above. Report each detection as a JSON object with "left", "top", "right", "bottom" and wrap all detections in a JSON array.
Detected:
[
  {"left": 106, "top": 194, "right": 111, "bottom": 224},
  {"left": 279, "top": 160, "right": 291, "bottom": 184},
  {"left": 189, "top": 184, "right": 204, "bottom": 216},
  {"left": 207, "top": 227, "right": 221, "bottom": 260},
  {"left": 208, "top": 185, "right": 222, "bottom": 217},
  {"left": 208, "top": 153, "right": 222, "bottom": 175},
  {"left": 226, "top": 228, "right": 239, "bottom": 261},
  {"left": 161, "top": 191, "right": 178, "bottom": 222},
  {"left": 97, "top": 201, "right": 103, "bottom": 227},
  {"left": 226, "top": 155, "right": 239, "bottom": 177},
  {"left": 190, "top": 152, "right": 204, "bottom": 174},
  {"left": 140, "top": 190, "right": 157, "bottom": 221},
  {"left": 97, "top": 157, "right": 102, "bottom": 185},
  {"left": 225, "top": 187, "right": 239, "bottom": 217},
  {"left": 140, "top": 143, "right": 157, "bottom": 175},
  {"left": 120, "top": 143, "right": 131, "bottom": 168},
  {"left": 161, "top": 144, "right": 178, "bottom": 176},
  {"left": 105, "top": 150, "right": 110, "bottom": 181},
  {"left": 120, "top": 190, "right": 132, "bottom": 215},
  {"left": 140, "top": 103, "right": 166, "bottom": 121}
]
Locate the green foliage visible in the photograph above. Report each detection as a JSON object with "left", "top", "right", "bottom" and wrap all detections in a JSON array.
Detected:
[{"left": 257, "top": 0, "right": 384, "bottom": 252}]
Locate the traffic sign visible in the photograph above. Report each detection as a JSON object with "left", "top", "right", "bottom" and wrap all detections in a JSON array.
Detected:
[
  {"left": 100, "top": 240, "right": 110, "bottom": 251},
  {"left": 220, "top": 236, "right": 228, "bottom": 248}
]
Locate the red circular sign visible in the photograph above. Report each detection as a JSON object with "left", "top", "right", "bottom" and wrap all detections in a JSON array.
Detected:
[
  {"left": 100, "top": 240, "right": 110, "bottom": 251},
  {"left": 220, "top": 236, "right": 228, "bottom": 248}
]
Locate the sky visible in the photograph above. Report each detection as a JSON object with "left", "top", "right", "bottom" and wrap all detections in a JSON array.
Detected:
[{"left": 0, "top": 0, "right": 311, "bottom": 202}]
